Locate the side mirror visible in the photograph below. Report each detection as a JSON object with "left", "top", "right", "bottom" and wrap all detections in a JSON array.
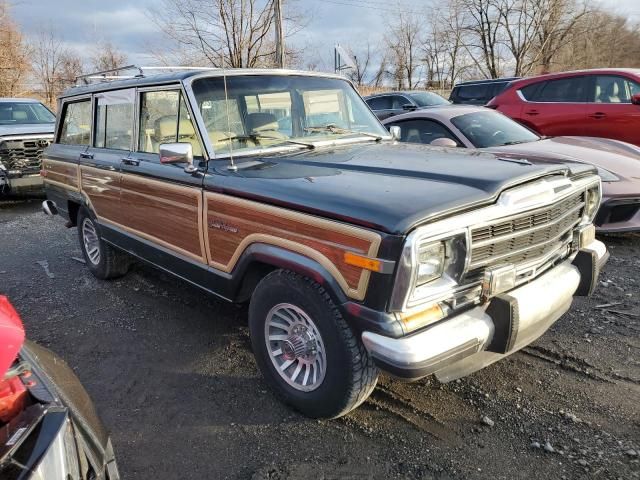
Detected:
[
  {"left": 632, "top": 94, "right": 640, "bottom": 105},
  {"left": 402, "top": 103, "right": 417, "bottom": 111},
  {"left": 430, "top": 138, "right": 458, "bottom": 148},
  {"left": 159, "top": 143, "right": 196, "bottom": 173},
  {"left": 389, "top": 125, "right": 401, "bottom": 140}
]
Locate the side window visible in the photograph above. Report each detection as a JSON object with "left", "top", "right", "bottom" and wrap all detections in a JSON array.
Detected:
[
  {"left": 530, "top": 77, "right": 586, "bottom": 102},
  {"left": 367, "top": 96, "right": 391, "bottom": 110},
  {"left": 59, "top": 100, "right": 91, "bottom": 145},
  {"left": 592, "top": 75, "right": 639, "bottom": 103},
  {"left": 520, "top": 82, "right": 542, "bottom": 101},
  {"left": 138, "top": 90, "right": 203, "bottom": 157},
  {"left": 389, "top": 119, "right": 460, "bottom": 145},
  {"left": 458, "top": 84, "right": 489, "bottom": 101},
  {"left": 391, "top": 95, "right": 410, "bottom": 109},
  {"left": 94, "top": 89, "right": 134, "bottom": 150}
]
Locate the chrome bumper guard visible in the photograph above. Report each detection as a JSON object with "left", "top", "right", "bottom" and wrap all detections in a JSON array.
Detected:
[{"left": 362, "top": 239, "right": 608, "bottom": 382}]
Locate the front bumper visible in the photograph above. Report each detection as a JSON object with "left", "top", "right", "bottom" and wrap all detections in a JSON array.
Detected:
[
  {"left": 0, "top": 173, "right": 44, "bottom": 195},
  {"left": 595, "top": 196, "right": 640, "bottom": 233},
  {"left": 361, "top": 240, "right": 608, "bottom": 381}
]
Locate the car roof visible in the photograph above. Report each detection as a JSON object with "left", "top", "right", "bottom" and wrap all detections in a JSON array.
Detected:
[
  {"left": 381, "top": 105, "right": 489, "bottom": 123},
  {"left": 61, "top": 68, "right": 349, "bottom": 99},
  {"left": 453, "top": 77, "right": 520, "bottom": 86},
  {"left": 510, "top": 68, "right": 640, "bottom": 87},
  {"left": 0, "top": 98, "right": 43, "bottom": 103},
  {"left": 364, "top": 91, "right": 442, "bottom": 99}
]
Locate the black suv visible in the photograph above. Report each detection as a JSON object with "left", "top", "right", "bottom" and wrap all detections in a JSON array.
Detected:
[
  {"left": 42, "top": 67, "right": 607, "bottom": 419},
  {"left": 364, "top": 91, "right": 450, "bottom": 120},
  {"left": 449, "top": 78, "right": 520, "bottom": 105}
]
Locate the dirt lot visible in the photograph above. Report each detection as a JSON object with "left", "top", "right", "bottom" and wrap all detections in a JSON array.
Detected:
[{"left": 1, "top": 199, "right": 638, "bottom": 479}]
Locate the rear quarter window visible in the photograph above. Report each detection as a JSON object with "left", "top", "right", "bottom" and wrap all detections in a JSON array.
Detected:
[{"left": 457, "top": 84, "right": 490, "bottom": 101}]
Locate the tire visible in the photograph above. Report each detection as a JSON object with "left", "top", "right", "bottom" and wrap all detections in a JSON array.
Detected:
[
  {"left": 77, "top": 208, "right": 130, "bottom": 280},
  {"left": 249, "top": 270, "right": 378, "bottom": 418}
]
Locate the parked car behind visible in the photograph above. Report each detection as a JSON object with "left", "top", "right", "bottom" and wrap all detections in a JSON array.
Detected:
[
  {"left": 383, "top": 105, "right": 640, "bottom": 232},
  {"left": 0, "top": 99, "right": 55, "bottom": 196},
  {"left": 0, "top": 296, "right": 119, "bottom": 479},
  {"left": 42, "top": 67, "right": 607, "bottom": 419},
  {"left": 488, "top": 69, "right": 640, "bottom": 147},
  {"left": 364, "top": 91, "right": 450, "bottom": 120},
  {"left": 449, "top": 77, "right": 519, "bottom": 105}
]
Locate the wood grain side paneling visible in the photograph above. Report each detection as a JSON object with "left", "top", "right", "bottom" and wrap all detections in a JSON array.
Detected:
[
  {"left": 204, "top": 193, "right": 381, "bottom": 300},
  {"left": 80, "top": 166, "right": 124, "bottom": 226},
  {"left": 120, "top": 175, "right": 205, "bottom": 263},
  {"left": 42, "top": 158, "right": 79, "bottom": 191}
]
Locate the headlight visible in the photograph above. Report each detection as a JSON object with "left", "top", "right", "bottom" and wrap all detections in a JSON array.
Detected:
[
  {"left": 583, "top": 183, "right": 601, "bottom": 223},
  {"left": 596, "top": 167, "right": 619, "bottom": 182},
  {"left": 391, "top": 231, "right": 468, "bottom": 314}
]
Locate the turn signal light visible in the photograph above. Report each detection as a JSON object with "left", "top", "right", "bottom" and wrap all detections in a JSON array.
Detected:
[
  {"left": 344, "top": 252, "right": 383, "bottom": 272},
  {"left": 398, "top": 303, "right": 444, "bottom": 333}
]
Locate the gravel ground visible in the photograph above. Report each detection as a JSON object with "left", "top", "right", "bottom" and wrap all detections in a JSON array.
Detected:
[{"left": 1, "top": 199, "right": 638, "bottom": 480}]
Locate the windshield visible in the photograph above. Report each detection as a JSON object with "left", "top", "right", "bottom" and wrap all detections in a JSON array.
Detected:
[
  {"left": 450, "top": 110, "right": 539, "bottom": 148},
  {"left": 0, "top": 102, "right": 55, "bottom": 125},
  {"left": 407, "top": 92, "right": 450, "bottom": 107},
  {"left": 191, "top": 75, "right": 388, "bottom": 156}
]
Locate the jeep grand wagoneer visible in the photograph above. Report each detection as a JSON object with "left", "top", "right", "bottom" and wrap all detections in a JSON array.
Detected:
[{"left": 41, "top": 67, "right": 608, "bottom": 418}]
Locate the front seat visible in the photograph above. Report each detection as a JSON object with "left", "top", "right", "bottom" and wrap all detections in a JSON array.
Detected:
[
  {"left": 246, "top": 113, "right": 288, "bottom": 142},
  {"left": 12, "top": 110, "right": 28, "bottom": 122},
  {"left": 604, "top": 82, "right": 621, "bottom": 103}
]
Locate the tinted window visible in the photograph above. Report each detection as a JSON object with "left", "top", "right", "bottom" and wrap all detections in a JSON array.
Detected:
[
  {"left": 390, "top": 95, "right": 410, "bottom": 109},
  {"left": 367, "top": 96, "right": 392, "bottom": 110},
  {"left": 388, "top": 119, "right": 460, "bottom": 145},
  {"left": 527, "top": 77, "right": 587, "bottom": 102},
  {"left": 94, "top": 89, "right": 134, "bottom": 150},
  {"left": 59, "top": 100, "right": 91, "bottom": 145},
  {"left": 451, "top": 110, "right": 539, "bottom": 148},
  {"left": 138, "top": 90, "right": 202, "bottom": 156},
  {"left": 592, "top": 75, "right": 640, "bottom": 103},
  {"left": 0, "top": 102, "right": 55, "bottom": 125},
  {"left": 519, "top": 83, "right": 542, "bottom": 101},
  {"left": 407, "top": 92, "right": 450, "bottom": 107},
  {"left": 456, "top": 84, "right": 490, "bottom": 101}
]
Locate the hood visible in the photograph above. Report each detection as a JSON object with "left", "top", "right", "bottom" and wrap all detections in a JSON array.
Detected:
[
  {"left": 0, "top": 123, "right": 55, "bottom": 137},
  {"left": 485, "top": 137, "right": 640, "bottom": 181},
  {"left": 213, "top": 142, "right": 584, "bottom": 234},
  {"left": 0, "top": 296, "right": 25, "bottom": 379}
]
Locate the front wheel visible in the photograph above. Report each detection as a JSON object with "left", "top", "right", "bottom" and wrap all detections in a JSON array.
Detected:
[
  {"left": 249, "top": 270, "right": 378, "bottom": 418},
  {"left": 77, "top": 208, "right": 130, "bottom": 280}
]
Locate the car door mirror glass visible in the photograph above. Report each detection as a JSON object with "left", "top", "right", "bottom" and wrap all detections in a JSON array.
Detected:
[
  {"left": 430, "top": 138, "right": 458, "bottom": 148},
  {"left": 632, "top": 94, "right": 640, "bottom": 105},
  {"left": 159, "top": 142, "right": 196, "bottom": 172}
]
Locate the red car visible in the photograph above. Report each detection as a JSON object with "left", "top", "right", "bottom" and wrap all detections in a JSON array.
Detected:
[{"left": 488, "top": 69, "right": 640, "bottom": 147}]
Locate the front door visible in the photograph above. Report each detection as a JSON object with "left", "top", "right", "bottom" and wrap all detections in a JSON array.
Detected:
[
  {"left": 119, "top": 88, "right": 208, "bottom": 266},
  {"left": 584, "top": 75, "right": 640, "bottom": 146}
]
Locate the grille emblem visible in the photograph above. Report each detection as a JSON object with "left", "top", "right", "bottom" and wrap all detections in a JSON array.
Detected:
[{"left": 38, "top": 140, "right": 50, "bottom": 148}]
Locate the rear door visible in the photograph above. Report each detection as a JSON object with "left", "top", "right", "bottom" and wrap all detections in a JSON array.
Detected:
[
  {"left": 81, "top": 89, "right": 136, "bottom": 227},
  {"left": 118, "top": 86, "right": 208, "bottom": 266},
  {"left": 584, "top": 74, "right": 640, "bottom": 145},
  {"left": 517, "top": 76, "right": 588, "bottom": 136}
]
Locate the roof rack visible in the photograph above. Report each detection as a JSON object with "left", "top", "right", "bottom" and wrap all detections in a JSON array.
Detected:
[{"left": 74, "top": 65, "right": 218, "bottom": 85}]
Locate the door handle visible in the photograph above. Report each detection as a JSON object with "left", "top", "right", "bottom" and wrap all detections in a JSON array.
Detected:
[
  {"left": 524, "top": 110, "right": 539, "bottom": 116},
  {"left": 79, "top": 152, "right": 94, "bottom": 160},
  {"left": 122, "top": 157, "right": 140, "bottom": 166},
  {"left": 589, "top": 112, "right": 606, "bottom": 119}
]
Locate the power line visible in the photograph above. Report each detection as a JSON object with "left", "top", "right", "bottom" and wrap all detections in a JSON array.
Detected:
[{"left": 320, "top": 0, "right": 428, "bottom": 15}]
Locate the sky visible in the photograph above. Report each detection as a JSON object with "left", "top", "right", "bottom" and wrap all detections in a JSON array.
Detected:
[{"left": 9, "top": 0, "right": 640, "bottom": 72}]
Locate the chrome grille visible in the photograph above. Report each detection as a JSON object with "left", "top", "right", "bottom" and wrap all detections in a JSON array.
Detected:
[
  {"left": 0, "top": 138, "right": 50, "bottom": 174},
  {"left": 469, "top": 191, "right": 585, "bottom": 269}
]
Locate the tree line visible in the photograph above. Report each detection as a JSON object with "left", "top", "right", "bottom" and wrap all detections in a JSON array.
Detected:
[{"left": 1, "top": 0, "right": 639, "bottom": 105}]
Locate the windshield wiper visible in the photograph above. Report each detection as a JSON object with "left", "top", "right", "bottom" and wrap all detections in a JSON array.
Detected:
[
  {"left": 500, "top": 140, "right": 531, "bottom": 146},
  {"left": 304, "top": 124, "right": 383, "bottom": 140},
  {"left": 219, "top": 133, "right": 315, "bottom": 149}
]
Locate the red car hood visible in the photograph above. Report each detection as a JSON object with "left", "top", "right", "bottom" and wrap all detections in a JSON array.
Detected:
[
  {"left": 0, "top": 296, "right": 25, "bottom": 379},
  {"left": 485, "top": 136, "right": 640, "bottom": 180}
]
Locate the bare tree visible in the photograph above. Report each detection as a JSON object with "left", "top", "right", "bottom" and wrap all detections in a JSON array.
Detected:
[
  {"left": 385, "top": 12, "right": 422, "bottom": 89},
  {"left": 0, "top": 1, "right": 31, "bottom": 97},
  {"left": 31, "top": 28, "right": 83, "bottom": 107},
  {"left": 91, "top": 41, "right": 127, "bottom": 72},
  {"left": 150, "top": 0, "right": 296, "bottom": 68}
]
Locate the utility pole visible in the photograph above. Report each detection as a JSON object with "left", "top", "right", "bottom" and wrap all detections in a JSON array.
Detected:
[{"left": 274, "top": 0, "right": 285, "bottom": 68}]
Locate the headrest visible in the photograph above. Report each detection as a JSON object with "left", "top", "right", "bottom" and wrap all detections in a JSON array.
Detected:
[
  {"left": 12, "top": 110, "right": 28, "bottom": 121},
  {"left": 246, "top": 112, "right": 279, "bottom": 133},
  {"left": 155, "top": 116, "right": 177, "bottom": 139},
  {"left": 607, "top": 82, "right": 619, "bottom": 96}
]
